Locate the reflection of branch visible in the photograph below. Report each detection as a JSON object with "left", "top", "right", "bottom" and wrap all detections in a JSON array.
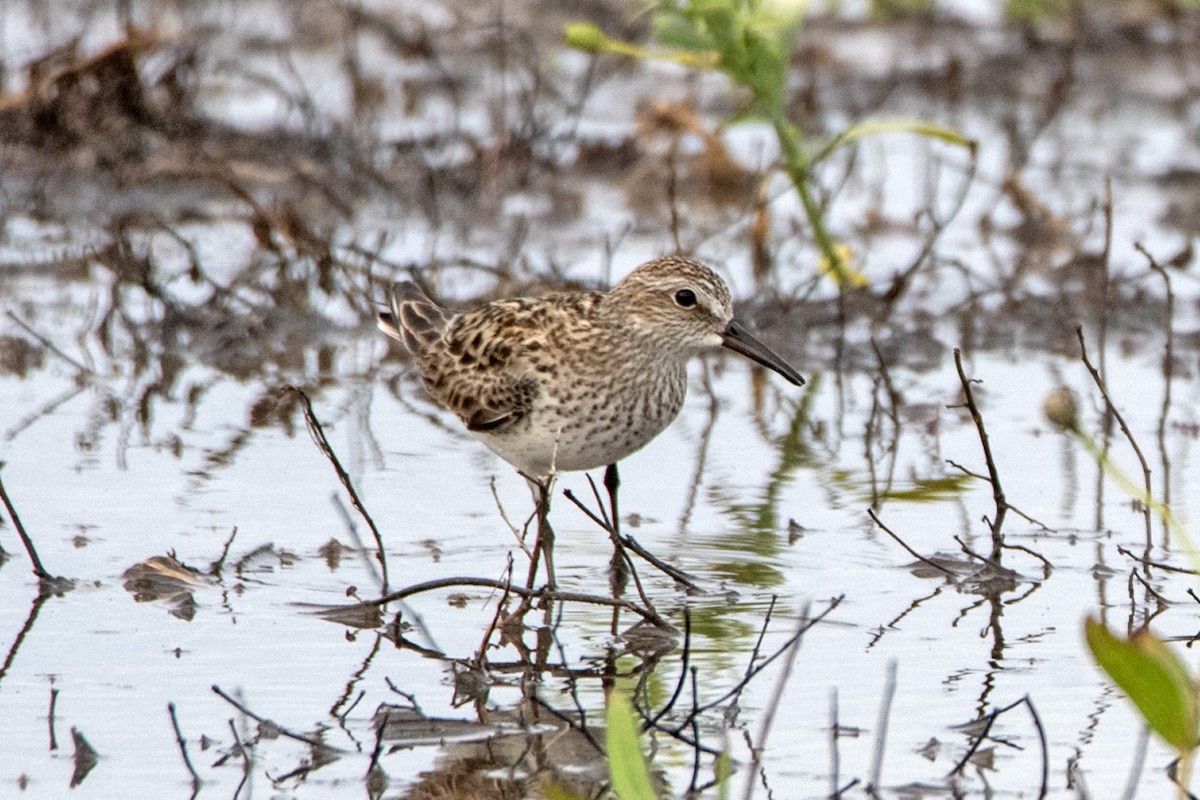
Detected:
[
  {"left": 648, "top": 608, "right": 691, "bottom": 728},
  {"left": 691, "top": 595, "right": 842, "bottom": 718},
  {"left": 168, "top": 702, "right": 202, "bottom": 796},
  {"left": 0, "top": 590, "right": 51, "bottom": 687},
  {"left": 212, "top": 684, "right": 341, "bottom": 752},
  {"left": 366, "top": 575, "right": 666, "bottom": 625},
  {"left": 950, "top": 695, "right": 1049, "bottom": 799}
]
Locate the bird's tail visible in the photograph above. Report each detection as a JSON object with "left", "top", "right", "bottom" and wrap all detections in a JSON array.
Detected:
[{"left": 378, "top": 282, "right": 448, "bottom": 355}]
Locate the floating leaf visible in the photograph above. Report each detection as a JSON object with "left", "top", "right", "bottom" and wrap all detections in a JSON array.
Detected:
[
  {"left": 1084, "top": 617, "right": 1198, "bottom": 752},
  {"left": 606, "top": 692, "right": 659, "bottom": 800}
]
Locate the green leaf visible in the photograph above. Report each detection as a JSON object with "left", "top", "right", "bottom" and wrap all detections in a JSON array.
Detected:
[
  {"left": 606, "top": 692, "right": 659, "bottom": 800},
  {"left": 714, "top": 750, "right": 733, "bottom": 800},
  {"left": 814, "top": 118, "right": 976, "bottom": 165},
  {"left": 1085, "top": 617, "right": 1198, "bottom": 752},
  {"left": 651, "top": 12, "right": 715, "bottom": 52}
]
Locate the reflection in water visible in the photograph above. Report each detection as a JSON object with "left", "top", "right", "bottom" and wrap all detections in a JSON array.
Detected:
[{"left": 3, "top": 2, "right": 1200, "bottom": 797}]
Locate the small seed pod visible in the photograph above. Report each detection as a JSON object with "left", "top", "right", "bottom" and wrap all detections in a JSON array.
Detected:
[{"left": 1043, "top": 387, "right": 1079, "bottom": 431}]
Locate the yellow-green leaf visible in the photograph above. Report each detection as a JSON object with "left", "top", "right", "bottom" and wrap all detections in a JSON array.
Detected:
[
  {"left": 814, "top": 118, "right": 976, "bottom": 166},
  {"left": 606, "top": 692, "right": 659, "bottom": 800},
  {"left": 1085, "top": 617, "right": 1198, "bottom": 752}
]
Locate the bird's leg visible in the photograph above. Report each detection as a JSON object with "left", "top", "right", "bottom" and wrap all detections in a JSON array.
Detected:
[
  {"left": 524, "top": 475, "right": 557, "bottom": 592},
  {"left": 604, "top": 463, "right": 629, "bottom": 599}
]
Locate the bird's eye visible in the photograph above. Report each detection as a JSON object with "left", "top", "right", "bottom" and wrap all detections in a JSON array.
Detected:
[{"left": 674, "top": 288, "right": 698, "bottom": 308}]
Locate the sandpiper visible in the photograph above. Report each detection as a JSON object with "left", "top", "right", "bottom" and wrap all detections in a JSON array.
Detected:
[{"left": 377, "top": 256, "right": 803, "bottom": 480}]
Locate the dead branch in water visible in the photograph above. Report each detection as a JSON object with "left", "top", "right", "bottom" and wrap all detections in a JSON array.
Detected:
[
  {"left": 951, "top": 348, "right": 1008, "bottom": 562},
  {"left": 282, "top": 385, "right": 390, "bottom": 594}
]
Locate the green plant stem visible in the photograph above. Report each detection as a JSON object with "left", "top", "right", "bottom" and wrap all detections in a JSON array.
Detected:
[
  {"left": 1070, "top": 425, "right": 1200, "bottom": 573},
  {"left": 772, "top": 118, "right": 847, "bottom": 285}
]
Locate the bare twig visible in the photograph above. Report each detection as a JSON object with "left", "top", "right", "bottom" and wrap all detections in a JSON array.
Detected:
[
  {"left": 867, "top": 508, "right": 955, "bottom": 576},
  {"left": 283, "top": 386, "right": 389, "bottom": 594},
  {"left": 946, "top": 460, "right": 1055, "bottom": 534},
  {"left": 1076, "top": 328, "right": 1154, "bottom": 552},
  {"left": 950, "top": 695, "right": 1048, "bottom": 799},
  {"left": 563, "top": 487, "right": 699, "bottom": 590},
  {"left": 693, "top": 596, "right": 842, "bottom": 717},
  {"left": 0, "top": 463, "right": 60, "bottom": 583},
  {"left": 1129, "top": 568, "right": 1171, "bottom": 608},
  {"left": 952, "top": 349, "right": 1007, "bottom": 561},
  {"left": 227, "top": 719, "right": 251, "bottom": 799},
  {"left": 209, "top": 527, "right": 239, "bottom": 576},
  {"left": 1117, "top": 545, "right": 1195, "bottom": 575},
  {"left": 4, "top": 311, "right": 92, "bottom": 375}
]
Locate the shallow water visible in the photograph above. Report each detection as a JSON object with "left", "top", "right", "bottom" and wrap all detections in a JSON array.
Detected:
[{"left": 3, "top": 2, "right": 1200, "bottom": 798}]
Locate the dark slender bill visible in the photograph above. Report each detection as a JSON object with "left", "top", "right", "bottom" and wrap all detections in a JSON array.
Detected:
[{"left": 721, "top": 320, "right": 805, "bottom": 386}]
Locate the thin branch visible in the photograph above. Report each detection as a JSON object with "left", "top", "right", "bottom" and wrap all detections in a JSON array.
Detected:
[
  {"left": 1117, "top": 545, "right": 1196, "bottom": 575},
  {"left": 0, "top": 463, "right": 60, "bottom": 583},
  {"left": 952, "top": 349, "right": 1007, "bottom": 560},
  {"left": 283, "top": 386, "right": 389, "bottom": 594},
  {"left": 563, "top": 487, "right": 699, "bottom": 590},
  {"left": 1075, "top": 328, "right": 1153, "bottom": 551},
  {"left": 867, "top": 508, "right": 955, "bottom": 576}
]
